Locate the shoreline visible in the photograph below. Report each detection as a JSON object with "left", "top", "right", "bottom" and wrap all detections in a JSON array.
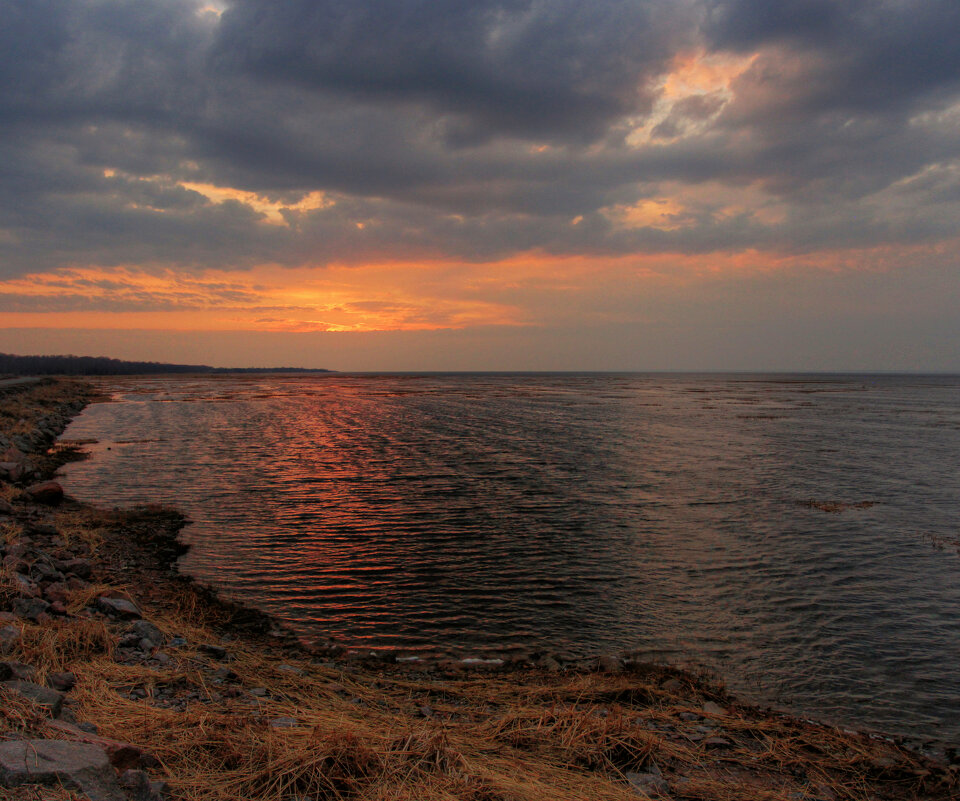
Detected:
[{"left": 0, "top": 378, "right": 956, "bottom": 800}]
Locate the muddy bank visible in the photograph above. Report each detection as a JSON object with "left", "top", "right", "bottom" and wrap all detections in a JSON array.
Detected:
[{"left": 0, "top": 378, "right": 957, "bottom": 801}]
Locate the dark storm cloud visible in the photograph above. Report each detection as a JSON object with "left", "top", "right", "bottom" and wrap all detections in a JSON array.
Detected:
[
  {"left": 705, "top": 0, "right": 960, "bottom": 110},
  {"left": 0, "top": 0, "right": 959, "bottom": 279},
  {"left": 212, "top": 0, "right": 692, "bottom": 144}
]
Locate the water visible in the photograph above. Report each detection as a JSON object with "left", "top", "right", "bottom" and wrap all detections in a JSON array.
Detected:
[{"left": 59, "top": 373, "right": 960, "bottom": 748}]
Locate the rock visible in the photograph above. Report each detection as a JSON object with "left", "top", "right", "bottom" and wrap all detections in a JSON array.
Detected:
[
  {"left": 277, "top": 663, "right": 303, "bottom": 675},
  {"left": 269, "top": 717, "right": 299, "bottom": 728},
  {"left": 661, "top": 678, "right": 683, "bottom": 694},
  {"left": 0, "top": 739, "right": 125, "bottom": 801},
  {"left": 198, "top": 643, "right": 228, "bottom": 660},
  {"left": 0, "top": 625, "right": 20, "bottom": 654},
  {"left": 23, "top": 481, "right": 64, "bottom": 505},
  {"left": 78, "top": 722, "right": 99, "bottom": 734},
  {"left": 97, "top": 596, "right": 142, "bottom": 619},
  {"left": 249, "top": 687, "right": 268, "bottom": 697},
  {"left": 62, "top": 558, "right": 93, "bottom": 579},
  {"left": 538, "top": 654, "right": 562, "bottom": 672},
  {"left": 48, "top": 671, "right": 77, "bottom": 691},
  {"left": 597, "top": 654, "right": 622, "bottom": 673},
  {"left": 129, "top": 620, "right": 165, "bottom": 645},
  {"left": 3, "top": 680, "right": 65, "bottom": 716},
  {"left": 700, "top": 701, "right": 727, "bottom": 716},
  {"left": 43, "top": 582, "right": 71, "bottom": 605},
  {"left": 121, "top": 768, "right": 165, "bottom": 801},
  {"left": 214, "top": 667, "right": 238, "bottom": 682},
  {"left": 626, "top": 771, "right": 670, "bottom": 797},
  {"left": 11, "top": 574, "right": 40, "bottom": 599},
  {"left": 0, "top": 497, "right": 14, "bottom": 514},
  {"left": 0, "top": 462, "right": 23, "bottom": 482},
  {"left": 45, "top": 720, "right": 143, "bottom": 770},
  {"left": 0, "top": 660, "right": 37, "bottom": 681}
]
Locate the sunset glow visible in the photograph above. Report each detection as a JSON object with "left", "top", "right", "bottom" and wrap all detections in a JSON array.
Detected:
[{"left": 1, "top": 0, "right": 958, "bottom": 369}]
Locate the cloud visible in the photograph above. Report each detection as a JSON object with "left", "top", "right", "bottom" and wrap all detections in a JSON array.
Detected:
[{"left": 0, "top": 0, "right": 957, "bottom": 290}]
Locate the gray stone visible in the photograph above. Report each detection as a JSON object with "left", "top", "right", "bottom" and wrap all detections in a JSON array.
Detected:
[
  {"left": 24, "top": 481, "right": 64, "bottom": 505},
  {"left": 11, "top": 575, "right": 40, "bottom": 599},
  {"left": 47, "top": 671, "right": 77, "bottom": 691},
  {"left": 269, "top": 716, "right": 299, "bottom": 728},
  {"left": 0, "top": 660, "right": 37, "bottom": 681},
  {"left": 700, "top": 701, "right": 727, "bottom": 716},
  {"left": 597, "top": 654, "right": 622, "bottom": 673},
  {"left": 626, "top": 771, "right": 670, "bottom": 798},
  {"left": 129, "top": 620, "right": 164, "bottom": 645},
  {"left": 0, "top": 625, "right": 20, "bottom": 654},
  {"left": 3, "top": 680, "right": 65, "bottom": 716},
  {"left": 121, "top": 769, "right": 160, "bottom": 801},
  {"left": 97, "top": 596, "right": 141, "bottom": 619},
  {"left": 62, "top": 558, "right": 93, "bottom": 579},
  {"left": 249, "top": 687, "right": 268, "bottom": 697},
  {"left": 0, "top": 739, "right": 124, "bottom": 801},
  {"left": 198, "top": 643, "right": 227, "bottom": 660},
  {"left": 277, "top": 663, "right": 303, "bottom": 675}
]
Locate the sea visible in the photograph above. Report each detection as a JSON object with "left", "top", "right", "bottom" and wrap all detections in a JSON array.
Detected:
[{"left": 58, "top": 372, "right": 960, "bottom": 751}]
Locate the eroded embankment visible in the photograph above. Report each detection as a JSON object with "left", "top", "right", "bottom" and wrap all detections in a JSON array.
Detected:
[{"left": 0, "top": 378, "right": 956, "bottom": 801}]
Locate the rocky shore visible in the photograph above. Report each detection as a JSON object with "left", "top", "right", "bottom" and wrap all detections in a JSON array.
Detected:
[{"left": 0, "top": 378, "right": 956, "bottom": 801}]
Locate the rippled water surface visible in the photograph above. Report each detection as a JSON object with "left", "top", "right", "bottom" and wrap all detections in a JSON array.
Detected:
[{"left": 60, "top": 373, "right": 960, "bottom": 747}]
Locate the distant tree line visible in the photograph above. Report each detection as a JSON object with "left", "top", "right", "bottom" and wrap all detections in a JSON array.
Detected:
[{"left": 0, "top": 353, "right": 331, "bottom": 375}]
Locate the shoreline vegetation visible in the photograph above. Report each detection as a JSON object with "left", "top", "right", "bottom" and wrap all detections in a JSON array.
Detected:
[
  {"left": 0, "top": 353, "right": 332, "bottom": 376},
  {"left": 0, "top": 379, "right": 956, "bottom": 801}
]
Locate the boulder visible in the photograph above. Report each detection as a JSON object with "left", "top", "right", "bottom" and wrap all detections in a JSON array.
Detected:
[
  {"left": 0, "top": 660, "right": 36, "bottom": 681},
  {"left": 24, "top": 481, "right": 64, "bottom": 505},
  {"left": 0, "top": 462, "right": 23, "bottom": 482},
  {"left": 3, "top": 680, "right": 65, "bottom": 716},
  {"left": 46, "top": 720, "right": 144, "bottom": 770},
  {"left": 0, "top": 739, "right": 125, "bottom": 801},
  {"left": 128, "top": 620, "right": 164, "bottom": 645},
  {"left": 0, "top": 625, "right": 20, "bottom": 654},
  {"left": 120, "top": 768, "right": 166, "bottom": 801},
  {"left": 13, "top": 597, "right": 51, "bottom": 621},
  {"left": 47, "top": 671, "right": 77, "bottom": 691},
  {"left": 596, "top": 654, "right": 622, "bottom": 673},
  {"left": 97, "top": 596, "right": 142, "bottom": 619},
  {"left": 198, "top": 643, "right": 228, "bottom": 660},
  {"left": 62, "top": 558, "right": 93, "bottom": 579}
]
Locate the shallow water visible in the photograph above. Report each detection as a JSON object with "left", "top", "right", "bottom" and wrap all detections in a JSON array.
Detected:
[{"left": 60, "top": 373, "right": 960, "bottom": 748}]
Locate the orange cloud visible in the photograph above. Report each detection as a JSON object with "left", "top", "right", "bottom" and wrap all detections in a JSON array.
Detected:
[{"left": 1, "top": 239, "right": 954, "bottom": 334}]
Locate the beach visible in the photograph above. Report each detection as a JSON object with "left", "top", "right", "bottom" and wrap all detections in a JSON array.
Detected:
[{"left": 0, "top": 378, "right": 956, "bottom": 801}]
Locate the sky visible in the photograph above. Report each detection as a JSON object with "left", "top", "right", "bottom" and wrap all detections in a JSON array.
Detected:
[{"left": 1, "top": 0, "right": 959, "bottom": 371}]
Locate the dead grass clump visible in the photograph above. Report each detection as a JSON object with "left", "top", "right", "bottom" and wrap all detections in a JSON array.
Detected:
[
  {"left": 0, "top": 683, "right": 50, "bottom": 736},
  {"left": 54, "top": 507, "right": 109, "bottom": 552},
  {"left": 487, "top": 706, "right": 662, "bottom": 774},
  {"left": 15, "top": 618, "right": 114, "bottom": 674}
]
